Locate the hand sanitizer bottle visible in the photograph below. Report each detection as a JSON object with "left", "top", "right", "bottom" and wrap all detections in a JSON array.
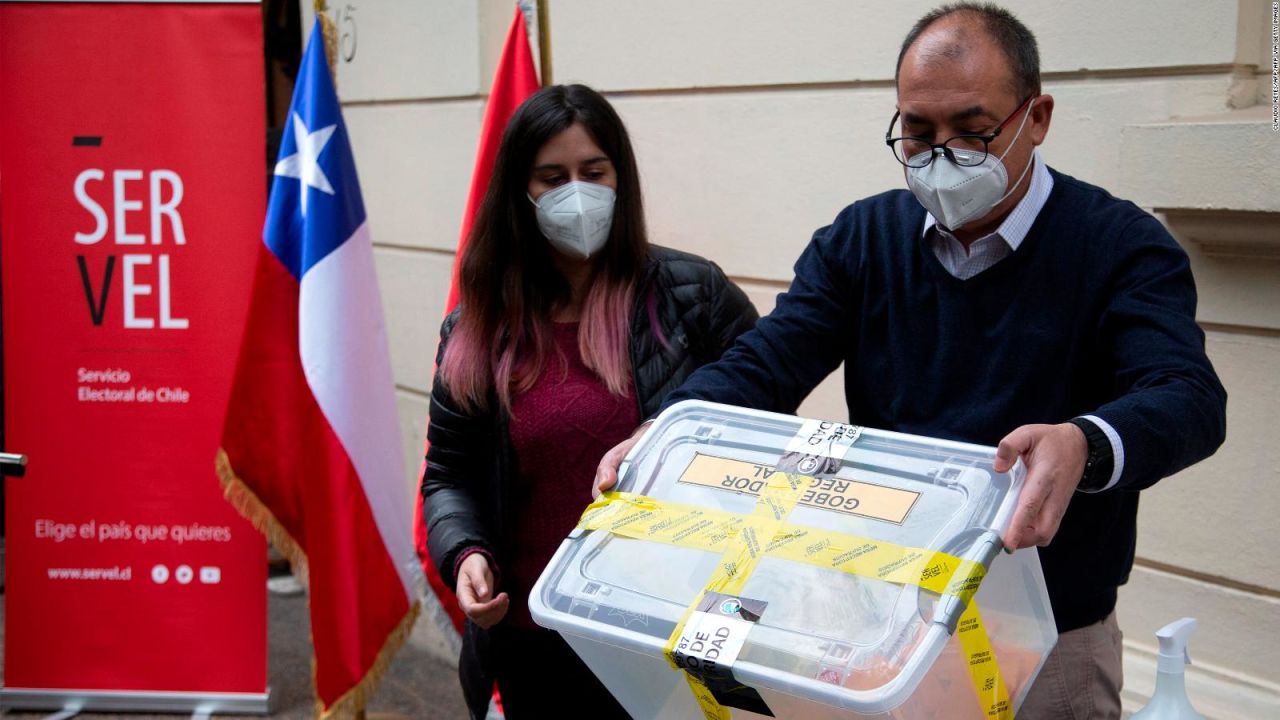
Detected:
[{"left": 1132, "top": 618, "right": 1207, "bottom": 719}]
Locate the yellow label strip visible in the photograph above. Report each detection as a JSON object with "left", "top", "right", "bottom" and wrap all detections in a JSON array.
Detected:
[
  {"left": 677, "top": 453, "right": 921, "bottom": 524},
  {"left": 957, "top": 603, "right": 1013, "bottom": 719}
]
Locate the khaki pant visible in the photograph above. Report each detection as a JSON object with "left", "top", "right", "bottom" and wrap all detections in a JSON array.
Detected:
[{"left": 1018, "top": 611, "right": 1124, "bottom": 719}]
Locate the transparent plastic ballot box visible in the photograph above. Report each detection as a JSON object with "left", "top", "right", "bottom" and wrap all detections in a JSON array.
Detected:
[{"left": 531, "top": 400, "right": 1058, "bottom": 719}]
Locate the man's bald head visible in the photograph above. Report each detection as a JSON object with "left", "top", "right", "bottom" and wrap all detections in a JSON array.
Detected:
[{"left": 896, "top": 3, "right": 1041, "bottom": 101}]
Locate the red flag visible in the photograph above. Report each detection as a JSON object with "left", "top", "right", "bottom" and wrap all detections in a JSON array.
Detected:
[
  {"left": 414, "top": 3, "right": 541, "bottom": 637},
  {"left": 218, "top": 23, "right": 421, "bottom": 717}
]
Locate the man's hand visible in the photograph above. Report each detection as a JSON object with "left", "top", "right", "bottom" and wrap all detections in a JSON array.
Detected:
[
  {"left": 994, "top": 422, "right": 1089, "bottom": 550},
  {"left": 456, "top": 552, "right": 508, "bottom": 629},
  {"left": 593, "top": 423, "right": 652, "bottom": 498}
]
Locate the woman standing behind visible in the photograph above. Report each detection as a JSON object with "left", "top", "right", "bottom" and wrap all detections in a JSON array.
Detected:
[{"left": 421, "top": 84, "right": 758, "bottom": 718}]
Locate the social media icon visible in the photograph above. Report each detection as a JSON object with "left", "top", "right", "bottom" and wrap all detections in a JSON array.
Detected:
[
  {"left": 199, "top": 566, "right": 221, "bottom": 584},
  {"left": 151, "top": 564, "right": 169, "bottom": 584},
  {"left": 175, "top": 565, "right": 194, "bottom": 584}
]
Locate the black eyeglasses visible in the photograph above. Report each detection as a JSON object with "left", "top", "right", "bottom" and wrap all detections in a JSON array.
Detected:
[{"left": 884, "top": 95, "right": 1035, "bottom": 169}]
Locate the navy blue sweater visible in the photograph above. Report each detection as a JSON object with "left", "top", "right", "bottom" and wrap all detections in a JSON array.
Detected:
[{"left": 664, "top": 169, "right": 1227, "bottom": 632}]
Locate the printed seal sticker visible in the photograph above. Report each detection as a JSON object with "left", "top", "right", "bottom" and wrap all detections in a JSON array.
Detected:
[{"left": 672, "top": 591, "right": 772, "bottom": 715}]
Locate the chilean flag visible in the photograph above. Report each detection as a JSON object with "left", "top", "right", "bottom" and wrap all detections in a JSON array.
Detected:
[{"left": 217, "top": 23, "right": 421, "bottom": 717}]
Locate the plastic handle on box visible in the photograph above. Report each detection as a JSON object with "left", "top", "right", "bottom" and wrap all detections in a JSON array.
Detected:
[
  {"left": 989, "top": 458, "right": 1026, "bottom": 536},
  {"left": 931, "top": 530, "right": 1003, "bottom": 633}
]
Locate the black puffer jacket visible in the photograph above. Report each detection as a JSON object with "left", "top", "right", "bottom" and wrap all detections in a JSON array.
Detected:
[{"left": 420, "top": 245, "right": 758, "bottom": 593}]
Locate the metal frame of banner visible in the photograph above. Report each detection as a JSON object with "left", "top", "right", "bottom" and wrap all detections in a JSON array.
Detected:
[
  {"left": 0, "top": 688, "right": 272, "bottom": 714},
  {"left": 0, "top": 1, "right": 260, "bottom": 4}
]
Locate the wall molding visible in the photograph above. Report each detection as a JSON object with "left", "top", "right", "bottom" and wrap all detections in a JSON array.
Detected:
[
  {"left": 1158, "top": 208, "right": 1280, "bottom": 259},
  {"left": 1162, "top": 207, "right": 1280, "bottom": 257}
]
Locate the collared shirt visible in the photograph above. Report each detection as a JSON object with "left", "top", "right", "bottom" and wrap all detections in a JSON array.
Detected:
[
  {"left": 922, "top": 150, "right": 1054, "bottom": 281},
  {"left": 920, "top": 152, "right": 1124, "bottom": 491}
]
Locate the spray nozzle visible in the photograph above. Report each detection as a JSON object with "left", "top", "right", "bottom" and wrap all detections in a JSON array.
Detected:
[{"left": 1155, "top": 617, "right": 1197, "bottom": 672}]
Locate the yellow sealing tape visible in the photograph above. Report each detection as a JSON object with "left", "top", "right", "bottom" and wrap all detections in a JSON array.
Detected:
[
  {"left": 576, "top": 487, "right": 1012, "bottom": 719},
  {"left": 577, "top": 491, "right": 986, "bottom": 602},
  {"left": 958, "top": 602, "right": 1012, "bottom": 719},
  {"left": 667, "top": 470, "right": 808, "bottom": 719}
]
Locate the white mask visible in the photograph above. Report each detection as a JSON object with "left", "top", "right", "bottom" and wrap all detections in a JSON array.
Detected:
[
  {"left": 529, "top": 181, "right": 616, "bottom": 259},
  {"left": 905, "top": 98, "right": 1036, "bottom": 231}
]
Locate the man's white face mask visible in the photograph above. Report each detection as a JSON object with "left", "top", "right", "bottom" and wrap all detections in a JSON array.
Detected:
[
  {"left": 529, "top": 181, "right": 616, "bottom": 260},
  {"left": 905, "top": 98, "right": 1037, "bottom": 231}
]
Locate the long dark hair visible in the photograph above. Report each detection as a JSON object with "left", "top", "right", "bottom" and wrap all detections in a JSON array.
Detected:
[{"left": 440, "top": 84, "right": 649, "bottom": 412}]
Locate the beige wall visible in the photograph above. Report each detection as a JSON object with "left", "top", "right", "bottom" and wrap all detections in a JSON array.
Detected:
[{"left": 311, "top": 1, "right": 1279, "bottom": 715}]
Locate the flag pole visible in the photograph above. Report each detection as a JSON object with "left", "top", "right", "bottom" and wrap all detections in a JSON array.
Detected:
[
  {"left": 536, "top": 0, "right": 553, "bottom": 86},
  {"left": 331, "top": 13, "right": 358, "bottom": 717}
]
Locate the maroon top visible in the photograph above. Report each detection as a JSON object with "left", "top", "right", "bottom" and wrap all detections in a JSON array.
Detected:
[{"left": 503, "top": 321, "right": 638, "bottom": 627}]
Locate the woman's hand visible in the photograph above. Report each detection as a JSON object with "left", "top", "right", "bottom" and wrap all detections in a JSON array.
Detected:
[
  {"left": 456, "top": 552, "right": 509, "bottom": 629},
  {"left": 593, "top": 422, "right": 652, "bottom": 497}
]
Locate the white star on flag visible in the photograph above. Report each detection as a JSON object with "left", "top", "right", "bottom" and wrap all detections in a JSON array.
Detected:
[{"left": 273, "top": 112, "right": 337, "bottom": 217}]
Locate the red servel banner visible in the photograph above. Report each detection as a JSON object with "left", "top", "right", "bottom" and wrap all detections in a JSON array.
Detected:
[{"left": 1, "top": 1, "right": 268, "bottom": 709}]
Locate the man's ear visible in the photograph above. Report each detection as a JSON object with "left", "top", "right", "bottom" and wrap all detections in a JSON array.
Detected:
[{"left": 1030, "top": 93, "right": 1054, "bottom": 146}]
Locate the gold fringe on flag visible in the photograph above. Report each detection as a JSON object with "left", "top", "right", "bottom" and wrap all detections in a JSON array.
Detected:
[
  {"left": 320, "top": 601, "right": 421, "bottom": 720},
  {"left": 216, "top": 447, "right": 309, "bottom": 588},
  {"left": 216, "top": 448, "right": 420, "bottom": 719},
  {"left": 313, "top": 0, "right": 339, "bottom": 86}
]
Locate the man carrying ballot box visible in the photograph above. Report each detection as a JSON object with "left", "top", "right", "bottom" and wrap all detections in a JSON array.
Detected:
[{"left": 596, "top": 3, "right": 1227, "bottom": 718}]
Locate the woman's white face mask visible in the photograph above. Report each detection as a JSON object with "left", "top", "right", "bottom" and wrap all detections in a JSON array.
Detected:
[
  {"left": 905, "top": 98, "right": 1037, "bottom": 231},
  {"left": 529, "top": 181, "right": 616, "bottom": 260}
]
